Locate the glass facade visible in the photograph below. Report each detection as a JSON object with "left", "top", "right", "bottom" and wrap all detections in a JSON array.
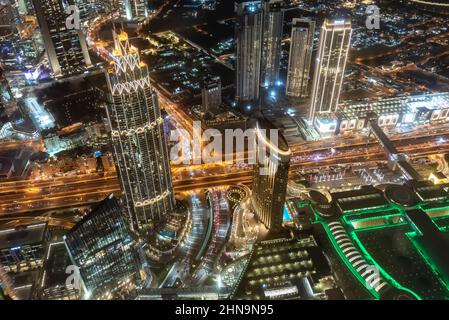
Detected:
[
  {"left": 64, "top": 195, "right": 140, "bottom": 299},
  {"left": 261, "top": 0, "right": 284, "bottom": 88},
  {"left": 309, "top": 19, "right": 352, "bottom": 122},
  {"left": 105, "top": 31, "right": 174, "bottom": 233},
  {"left": 286, "top": 18, "right": 315, "bottom": 98},
  {"left": 31, "top": 0, "right": 92, "bottom": 77},
  {"left": 235, "top": 0, "right": 263, "bottom": 109}
]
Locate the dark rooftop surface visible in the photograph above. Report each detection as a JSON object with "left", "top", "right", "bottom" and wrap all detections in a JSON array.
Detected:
[
  {"left": 406, "top": 209, "right": 449, "bottom": 285},
  {"left": 409, "top": 180, "right": 449, "bottom": 202},
  {"left": 41, "top": 241, "right": 73, "bottom": 289},
  {"left": 331, "top": 185, "right": 389, "bottom": 214},
  {"left": 0, "top": 223, "right": 47, "bottom": 250},
  {"left": 11, "top": 270, "right": 40, "bottom": 300}
]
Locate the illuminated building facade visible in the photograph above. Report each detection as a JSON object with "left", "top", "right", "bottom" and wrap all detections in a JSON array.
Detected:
[
  {"left": 64, "top": 195, "right": 141, "bottom": 299},
  {"left": 73, "top": 0, "right": 116, "bottom": 21},
  {"left": 38, "top": 241, "right": 80, "bottom": 300},
  {"left": 309, "top": 19, "right": 352, "bottom": 122},
  {"left": 73, "top": 0, "right": 98, "bottom": 22},
  {"left": 0, "top": 222, "right": 49, "bottom": 273},
  {"left": 0, "top": 4, "right": 42, "bottom": 71},
  {"left": 105, "top": 30, "right": 174, "bottom": 233},
  {"left": 121, "top": 0, "right": 148, "bottom": 21},
  {"left": 336, "top": 92, "right": 449, "bottom": 134},
  {"left": 261, "top": 0, "right": 284, "bottom": 88},
  {"left": 251, "top": 118, "right": 291, "bottom": 232},
  {"left": 235, "top": 0, "right": 263, "bottom": 111},
  {"left": 286, "top": 18, "right": 315, "bottom": 98},
  {"left": 31, "top": 0, "right": 92, "bottom": 77},
  {"left": 231, "top": 236, "right": 341, "bottom": 299},
  {"left": 201, "top": 76, "right": 222, "bottom": 113}
]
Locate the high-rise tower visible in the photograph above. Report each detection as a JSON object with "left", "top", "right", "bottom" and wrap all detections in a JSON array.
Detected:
[
  {"left": 105, "top": 30, "right": 175, "bottom": 233},
  {"left": 31, "top": 0, "right": 91, "bottom": 77},
  {"left": 251, "top": 118, "right": 291, "bottom": 232},
  {"left": 235, "top": 0, "right": 264, "bottom": 112},
  {"left": 285, "top": 18, "right": 315, "bottom": 98},
  {"left": 261, "top": 0, "right": 284, "bottom": 88},
  {"left": 309, "top": 19, "right": 352, "bottom": 122},
  {"left": 201, "top": 76, "right": 222, "bottom": 114},
  {"left": 64, "top": 195, "right": 141, "bottom": 299}
]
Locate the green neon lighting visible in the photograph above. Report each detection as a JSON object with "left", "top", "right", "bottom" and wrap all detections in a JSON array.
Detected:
[
  {"left": 344, "top": 209, "right": 400, "bottom": 221},
  {"left": 343, "top": 213, "right": 404, "bottom": 231},
  {"left": 350, "top": 229, "right": 422, "bottom": 300},
  {"left": 319, "top": 221, "right": 379, "bottom": 300},
  {"left": 406, "top": 232, "right": 449, "bottom": 294},
  {"left": 296, "top": 199, "right": 448, "bottom": 299}
]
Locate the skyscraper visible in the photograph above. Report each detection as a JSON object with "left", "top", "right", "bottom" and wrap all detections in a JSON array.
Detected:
[
  {"left": 64, "top": 195, "right": 141, "bottom": 299},
  {"left": 105, "top": 30, "right": 175, "bottom": 233},
  {"left": 309, "top": 19, "right": 352, "bottom": 122},
  {"left": 286, "top": 18, "right": 315, "bottom": 98},
  {"left": 0, "top": 2, "right": 42, "bottom": 71},
  {"left": 235, "top": 0, "right": 264, "bottom": 112},
  {"left": 201, "top": 76, "right": 222, "bottom": 114},
  {"left": 261, "top": 0, "right": 284, "bottom": 88},
  {"left": 31, "top": 0, "right": 92, "bottom": 77},
  {"left": 251, "top": 118, "right": 291, "bottom": 232}
]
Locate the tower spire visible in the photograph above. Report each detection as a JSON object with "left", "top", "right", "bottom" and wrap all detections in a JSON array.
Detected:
[{"left": 112, "top": 23, "right": 120, "bottom": 52}]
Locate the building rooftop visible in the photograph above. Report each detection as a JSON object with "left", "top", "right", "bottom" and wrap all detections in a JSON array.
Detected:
[
  {"left": 40, "top": 241, "right": 73, "bottom": 290},
  {"left": 0, "top": 222, "right": 48, "bottom": 250},
  {"left": 331, "top": 185, "right": 390, "bottom": 214},
  {"left": 231, "top": 235, "right": 341, "bottom": 299},
  {"left": 10, "top": 270, "right": 40, "bottom": 300}
]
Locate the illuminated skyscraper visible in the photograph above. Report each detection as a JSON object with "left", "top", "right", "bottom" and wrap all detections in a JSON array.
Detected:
[
  {"left": 309, "top": 19, "right": 352, "bottom": 122},
  {"left": 261, "top": 0, "right": 284, "bottom": 88},
  {"left": 105, "top": 30, "right": 174, "bottom": 233},
  {"left": 64, "top": 195, "right": 141, "bottom": 299},
  {"left": 201, "top": 76, "right": 222, "bottom": 113},
  {"left": 235, "top": 0, "right": 263, "bottom": 112},
  {"left": 0, "top": 2, "right": 42, "bottom": 71},
  {"left": 251, "top": 118, "right": 291, "bottom": 232},
  {"left": 31, "top": 0, "right": 92, "bottom": 77},
  {"left": 285, "top": 18, "right": 315, "bottom": 98}
]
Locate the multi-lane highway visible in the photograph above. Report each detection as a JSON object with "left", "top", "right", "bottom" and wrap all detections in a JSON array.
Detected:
[{"left": 1, "top": 133, "right": 448, "bottom": 215}]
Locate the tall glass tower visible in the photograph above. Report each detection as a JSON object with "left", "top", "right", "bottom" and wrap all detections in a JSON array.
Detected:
[
  {"left": 261, "top": 0, "right": 284, "bottom": 88},
  {"left": 105, "top": 30, "right": 175, "bottom": 233},
  {"left": 64, "top": 195, "right": 141, "bottom": 299},
  {"left": 286, "top": 18, "right": 315, "bottom": 98},
  {"left": 235, "top": 0, "right": 264, "bottom": 112},
  {"left": 309, "top": 19, "right": 352, "bottom": 122},
  {"left": 31, "top": 0, "right": 92, "bottom": 77},
  {"left": 251, "top": 118, "right": 291, "bottom": 233}
]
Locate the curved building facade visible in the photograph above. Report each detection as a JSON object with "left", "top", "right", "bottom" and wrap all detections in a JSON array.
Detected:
[{"left": 251, "top": 118, "right": 291, "bottom": 232}]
